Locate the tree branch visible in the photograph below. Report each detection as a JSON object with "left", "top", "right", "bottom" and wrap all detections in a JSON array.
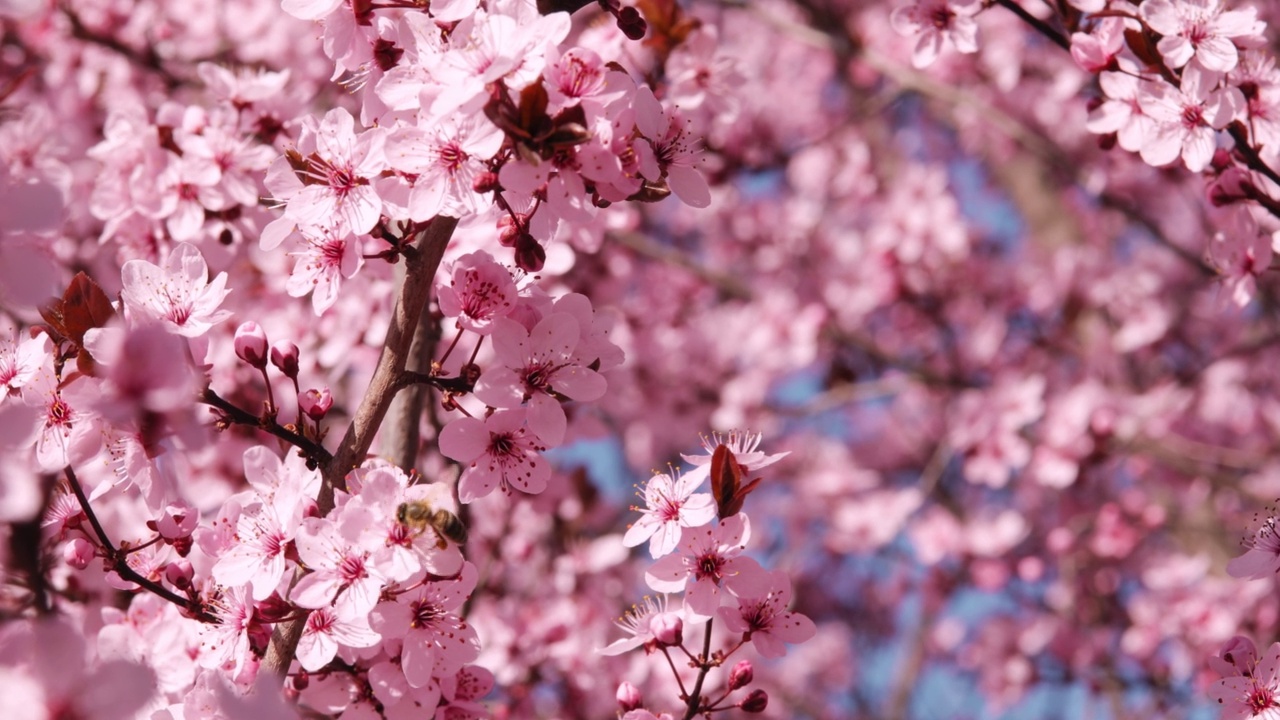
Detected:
[{"left": 261, "top": 216, "right": 458, "bottom": 677}]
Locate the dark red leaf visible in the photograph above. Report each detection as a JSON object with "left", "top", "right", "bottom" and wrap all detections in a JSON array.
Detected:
[{"left": 711, "top": 443, "right": 742, "bottom": 518}]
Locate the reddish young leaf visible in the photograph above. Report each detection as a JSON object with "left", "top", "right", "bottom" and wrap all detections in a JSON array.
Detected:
[
  {"left": 38, "top": 272, "right": 117, "bottom": 376},
  {"left": 711, "top": 443, "right": 743, "bottom": 518}
]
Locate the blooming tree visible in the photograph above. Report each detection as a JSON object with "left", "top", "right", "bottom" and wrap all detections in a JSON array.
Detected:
[{"left": 6, "top": 0, "right": 1280, "bottom": 717}]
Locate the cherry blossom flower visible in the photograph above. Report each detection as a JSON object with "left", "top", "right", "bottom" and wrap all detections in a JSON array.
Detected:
[
  {"left": 439, "top": 408, "right": 551, "bottom": 503},
  {"left": 285, "top": 225, "right": 363, "bottom": 315},
  {"left": 368, "top": 563, "right": 480, "bottom": 687},
  {"left": 22, "top": 370, "right": 102, "bottom": 472},
  {"left": 0, "top": 326, "right": 50, "bottom": 402},
  {"left": 473, "top": 314, "right": 608, "bottom": 446},
  {"left": 1139, "top": 0, "right": 1263, "bottom": 73},
  {"left": 1207, "top": 208, "right": 1274, "bottom": 307},
  {"left": 197, "top": 584, "right": 256, "bottom": 678},
  {"left": 1087, "top": 68, "right": 1158, "bottom": 153},
  {"left": 284, "top": 109, "right": 386, "bottom": 236},
  {"left": 889, "top": 0, "right": 981, "bottom": 70},
  {"left": 437, "top": 250, "right": 517, "bottom": 335},
  {"left": 633, "top": 87, "right": 711, "bottom": 208},
  {"left": 290, "top": 515, "right": 388, "bottom": 616},
  {"left": 1070, "top": 18, "right": 1125, "bottom": 74},
  {"left": 718, "top": 570, "right": 817, "bottom": 659},
  {"left": 386, "top": 114, "right": 502, "bottom": 221},
  {"left": 342, "top": 464, "right": 464, "bottom": 581},
  {"left": 437, "top": 665, "right": 494, "bottom": 718},
  {"left": 211, "top": 448, "right": 313, "bottom": 600},
  {"left": 644, "top": 513, "right": 769, "bottom": 620},
  {"left": 120, "top": 242, "right": 232, "bottom": 337},
  {"left": 1227, "top": 514, "right": 1280, "bottom": 580},
  {"left": 623, "top": 468, "right": 717, "bottom": 558},
  {"left": 1138, "top": 65, "right": 1244, "bottom": 172},
  {"left": 1209, "top": 640, "right": 1280, "bottom": 719},
  {"left": 598, "top": 594, "right": 682, "bottom": 656},
  {"left": 297, "top": 606, "right": 382, "bottom": 673}
]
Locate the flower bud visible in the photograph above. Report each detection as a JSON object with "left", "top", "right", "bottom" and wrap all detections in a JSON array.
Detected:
[
  {"left": 649, "top": 612, "right": 683, "bottom": 647},
  {"left": 155, "top": 502, "right": 198, "bottom": 540},
  {"left": 63, "top": 538, "right": 95, "bottom": 570},
  {"left": 165, "top": 560, "right": 194, "bottom": 589},
  {"left": 728, "top": 660, "right": 754, "bottom": 690},
  {"left": 616, "top": 681, "right": 642, "bottom": 712},
  {"left": 234, "top": 321, "right": 269, "bottom": 368},
  {"left": 300, "top": 387, "right": 333, "bottom": 421},
  {"left": 473, "top": 170, "right": 500, "bottom": 194},
  {"left": 270, "top": 341, "right": 300, "bottom": 378},
  {"left": 740, "top": 689, "right": 768, "bottom": 713}
]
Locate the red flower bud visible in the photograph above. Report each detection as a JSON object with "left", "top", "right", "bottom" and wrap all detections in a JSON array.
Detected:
[
  {"left": 270, "top": 340, "right": 300, "bottom": 378},
  {"left": 728, "top": 659, "right": 754, "bottom": 690},
  {"left": 740, "top": 689, "right": 768, "bottom": 713}
]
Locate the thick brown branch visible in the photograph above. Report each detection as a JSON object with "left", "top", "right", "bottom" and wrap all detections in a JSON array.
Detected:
[{"left": 261, "top": 216, "right": 458, "bottom": 677}]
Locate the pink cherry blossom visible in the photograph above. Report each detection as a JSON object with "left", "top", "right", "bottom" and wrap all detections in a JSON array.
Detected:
[
  {"left": 718, "top": 570, "right": 817, "bottom": 659},
  {"left": 599, "top": 594, "right": 682, "bottom": 656},
  {"left": 368, "top": 562, "right": 480, "bottom": 687},
  {"left": 197, "top": 584, "right": 256, "bottom": 678},
  {"left": 644, "top": 513, "right": 768, "bottom": 620},
  {"left": 473, "top": 314, "right": 608, "bottom": 446},
  {"left": 0, "top": 327, "right": 50, "bottom": 402},
  {"left": 297, "top": 606, "right": 382, "bottom": 673},
  {"left": 623, "top": 468, "right": 717, "bottom": 558},
  {"left": 120, "top": 242, "right": 232, "bottom": 337},
  {"left": 1138, "top": 65, "right": 1244, "bottom": 172},
  {"left": 1227, "top": 515, "right": 1280, "bottom": 580},
  {"left": 1139, "top": 0, "right": 1263, "bottom": 73},
  {"left": 437, "top": 250, "right": 518, "bottom": 335},
  {"left": 386, "top": 114, "right": 502, "bottom": 220},
  {"left": 439, "top": 408, "right": 551, "bottom": 503},
  {"left": 283, "top": 109, "right": 386, "bottom": 236},
  {"left": 1209, "top": 641, "right": 1280, "bottom": 719},
  {"left": 890, "top": 0, "right": 981, "bottom": 69},
  {"left": 633, "top": 87, "right": 711, "bottom": 208},
  {"left": 1087, "top": 68, "right": 1158, "bottom": 153},
  {"left": 284, "top": 225, "right": 364, "bottom": 315},
  {"left": 290, "top": 515, "right": 388, "bottom": 616},
  {"left": 22, "top": 370, "right": 102, "bottom": 472}
]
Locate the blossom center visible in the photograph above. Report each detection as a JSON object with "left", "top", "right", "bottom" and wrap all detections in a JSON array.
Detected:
[
  {"left": 411, "top": 598, "right": 444, "bottom": 628},
  {"left": 696, "top": 553, "right": 724, "bottom": 581},
  {"left": 47, "top": 395, "right": 73, "bottom": 427},
  {"left": 338, "top": 554, "right": 368, "bottom": 582}
]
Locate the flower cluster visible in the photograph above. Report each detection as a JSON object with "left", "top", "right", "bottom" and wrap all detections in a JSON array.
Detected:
[{"left": 602, "top": 432, "right": 815, "bottom": 717}]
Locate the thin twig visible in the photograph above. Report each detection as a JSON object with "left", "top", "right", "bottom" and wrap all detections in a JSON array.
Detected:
[
  {"left": 64, "top": 466, "right": 215, "bottom": 621},
  {"left": 199, "top": 386, "right": 332, "bottom": 465}
]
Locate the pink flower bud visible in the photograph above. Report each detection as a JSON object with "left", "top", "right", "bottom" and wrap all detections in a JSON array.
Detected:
[
  {"left": 649, "top": 612, "right": 683, "bottom": 647},
  {"left": 300, "top": 387, "right": 333, "bottom": 420},
  {"left": 165, "top": 560, "right": 194, "bottom": 589},
  {"left": 728, "top": 660, "right": 754, "bottom": 690},
  {"left": 270, "top": 340, "right": 300, "bottom": 378},
  {"left": 63, "top": 538, "right": 95, "bottom": 570},
  {"left": 616, "top": 681, "right": 642, "bottom": 712},
  {"left": 740, "top": 689, "right": 768, "bottom": 713},
  {"left": 234, "top": 321, "right": 269, "bottom": 368},
  {"left": 155, "top": 502, "right": 198, "bottom": 540}
]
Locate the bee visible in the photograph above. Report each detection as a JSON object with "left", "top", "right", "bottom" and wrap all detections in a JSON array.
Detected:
[{"left": 396, "top": 501, "right": 468, "bottom": 549}]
